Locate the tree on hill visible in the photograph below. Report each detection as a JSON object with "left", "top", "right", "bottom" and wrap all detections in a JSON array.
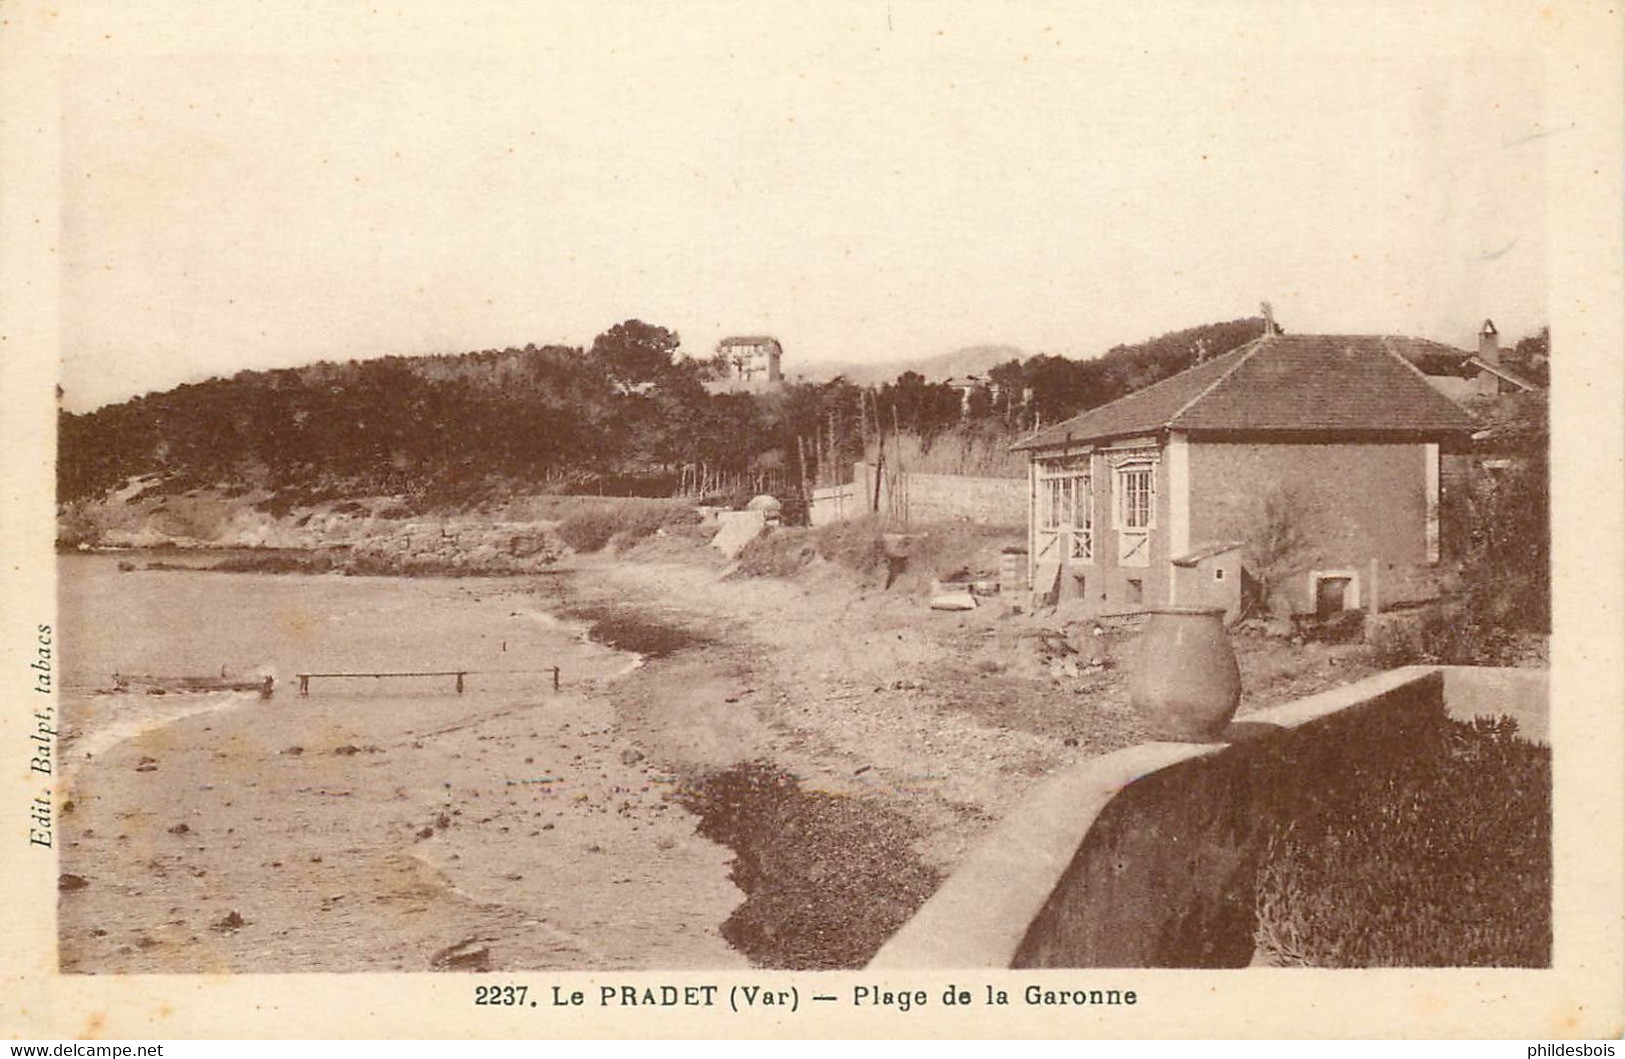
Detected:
[
  {"left": 590, "top": 319, "right": 681, "bottom": 392},
  {"left": 987, "top": 358, "right": 1027, "bottom": 422},
  {"left": 1507, "top": 327, "right": 1549, "bottom": 387},
  {"left": 994, "top": 316, "right": 1269, "bottom": 429},
  {"left": 873, "top": 371, "right": 961, "bottom": 442},
  {"left": 56, "top": 314, "right": 1283, "bottom": 510}
]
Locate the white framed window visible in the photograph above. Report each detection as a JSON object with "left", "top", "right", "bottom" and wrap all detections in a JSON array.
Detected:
[
  {"left": 1040, "top": 474, "right": 1079, "bottom": 531},
  {"left": 1115, "top": 463, "right": 1155, "bottom": 530},
  {"left": 1113, "top": 458, "right": 1156, "bottom": 567},
  {"left": 1036, "top": 462, "right": 1092, "bottom": 563}
]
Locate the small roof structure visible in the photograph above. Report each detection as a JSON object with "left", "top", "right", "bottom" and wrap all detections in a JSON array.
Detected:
[
  {"left": 1461, "top": 354, "right": 1541, "bottom": 392},
  {"left": 1385, "top": 334, "right": 1541, "bottom": 392},
  {"left": 1171, "top": 541, "right": 1246, "bottom": 567},
  {"left": 1013, "top": 333, "right": 1479, "bottom": 451}
]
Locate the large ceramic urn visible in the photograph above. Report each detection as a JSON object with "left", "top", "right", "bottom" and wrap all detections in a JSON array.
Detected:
[{"left": 1127, "top": 606, "right": 1242, "bottom": 741}]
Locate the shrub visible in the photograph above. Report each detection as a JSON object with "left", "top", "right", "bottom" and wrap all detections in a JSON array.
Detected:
[
  {"left": 811, "top": 517, "right": 890, "bottom": 574},
  {"left": 554, "top": 499, "right": 693, "bottom": 553},
  {"left": 555, "top": 506, "right": 621, "bottom": 552},
  {"left": 1239, "top": 484, "right": 1318, "bottom": 618},
  {"left": 732, "top": 515, "right": 1019, "bottom": 593},
  {"left": 505, "top": 532, "right": 556, "bottom": 560},
  {"left": 1457, "top": 454, "right": 1550, "bottom": 633},
  {"left": 1367, "top": 605, "right": 1524, "bottom": 668},
  {"left": 1254, "top": 714, "right": 1550, "bottom": 967},
  {"left": 734, "top": 528, "right": 820, "bottom": 579},
  {"left": 732, "top": 518, "right": 892, "bottom": 581}
]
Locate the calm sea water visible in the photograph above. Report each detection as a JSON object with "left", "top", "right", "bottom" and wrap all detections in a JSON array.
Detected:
[{"left": 57, "top": 553, "right": 617, "bottom": 749}]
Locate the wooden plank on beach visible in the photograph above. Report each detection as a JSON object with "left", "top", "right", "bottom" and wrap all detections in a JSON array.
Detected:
[
  {"left": 113, "top": 673, "right": 275, "bottom": 699},
  {"left": 296, "top": 670, "right": 467, "bottom": 696},
  {"left": 294, "top": 666, "right": 560, "bottom": 696}
]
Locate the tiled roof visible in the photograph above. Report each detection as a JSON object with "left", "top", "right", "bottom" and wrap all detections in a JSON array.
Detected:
[
  {"left": 1385, "top": 336, "right": 1477, "bottom": 377},
  {"left": 1013, "top": 334, "right": 1479, "bottom": 450}
]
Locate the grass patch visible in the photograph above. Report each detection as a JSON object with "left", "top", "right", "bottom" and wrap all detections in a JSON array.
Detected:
[{"left": 1254, "top": 713, "right": 1550, "bottom": 967}]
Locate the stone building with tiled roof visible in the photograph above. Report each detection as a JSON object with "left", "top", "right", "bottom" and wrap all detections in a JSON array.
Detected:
[
  {"left": 1388, "top": 321, "right": 1541, "bottom": 404},
  {"left": 1011, "top": 332, "right": 1479, "bottom": 621},
  {"left": 715, "top": 335, "right": 784, "bottom": 390}
]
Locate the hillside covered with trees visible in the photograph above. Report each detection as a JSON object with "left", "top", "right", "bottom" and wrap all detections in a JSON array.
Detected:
[{"left": 58, "top": 315, "right": 1276, "bottom": 509}]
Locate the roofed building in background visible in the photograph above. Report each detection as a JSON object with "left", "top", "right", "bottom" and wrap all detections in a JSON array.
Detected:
[
  {"left": 1392, "top": 320, "right": 1540, "bottom": 404},
  {"left": 715, "top": 335, "right": 785, "bottom": 391},
  {"left": 942, "top": 374, "right": 989, "bottom": 415},
  {"left": 1012, "top": 332, "right": 1480, "bottom": 622}
]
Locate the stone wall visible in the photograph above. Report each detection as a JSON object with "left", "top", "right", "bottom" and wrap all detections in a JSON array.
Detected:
[{"left": 867, "top": 665, "right": 1548, "bottom": 969}]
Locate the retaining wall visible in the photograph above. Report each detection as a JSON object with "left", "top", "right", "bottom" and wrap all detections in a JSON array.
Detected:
[
  {"left": 809, "top": 483, "right": 859, "bottom": 527},
  {"left": 867, "top": 665, "right": 1549, "bottom": 969},
  {"left": 809, "top": 463, "right": 1026, "bottom": 528}
]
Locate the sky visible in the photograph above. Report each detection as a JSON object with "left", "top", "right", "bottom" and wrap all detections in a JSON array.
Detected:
[{"left": 53, "top": 3, "right": 1552, "bottom": 411}]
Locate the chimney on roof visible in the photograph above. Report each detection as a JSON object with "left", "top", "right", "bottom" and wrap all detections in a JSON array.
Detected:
[
  {"left": 1260, "top": 302, "right": 1277, "bottom": 335},
  {"left": 1478, "top": 319, "right": 1500, "bottom": 367}
]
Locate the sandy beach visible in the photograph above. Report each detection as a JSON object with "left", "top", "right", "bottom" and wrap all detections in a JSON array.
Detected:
[{"left": 55, "top": 556, "right": 755, "bottom": 974}]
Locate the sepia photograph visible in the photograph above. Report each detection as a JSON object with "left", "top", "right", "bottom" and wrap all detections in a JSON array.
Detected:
[{"left": 3, "top": 0, "right": 1621, "bottom": 1040}]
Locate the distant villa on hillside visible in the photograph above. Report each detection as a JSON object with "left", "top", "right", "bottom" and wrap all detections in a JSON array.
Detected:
[{"left": 715, "top": 335, "right": 785, "bottom": 391}]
